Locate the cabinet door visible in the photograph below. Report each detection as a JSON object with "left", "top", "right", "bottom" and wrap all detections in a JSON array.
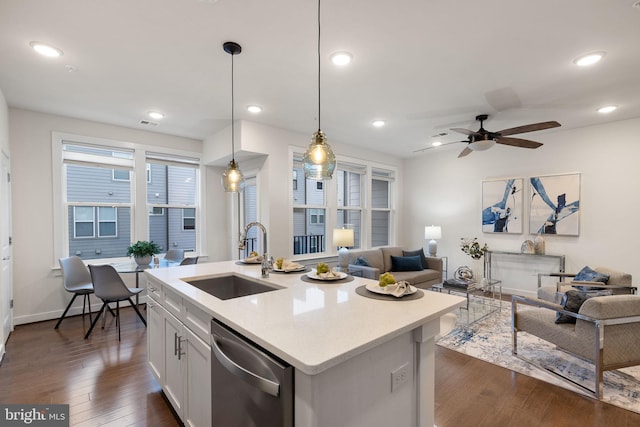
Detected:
[
  {"left": 147, "top": 296, "right": 164, "bottom": 383},
  {"left": 183, "top": 327, "right": 212, "bottom": 427},
  {"left": 163, "top": 309, "right": 185, "bottom": 417}
]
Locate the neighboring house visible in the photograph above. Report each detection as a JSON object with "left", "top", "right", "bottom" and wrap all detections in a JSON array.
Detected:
[{"left": 67, "top": 160, "right": 196, "bottom": 260}]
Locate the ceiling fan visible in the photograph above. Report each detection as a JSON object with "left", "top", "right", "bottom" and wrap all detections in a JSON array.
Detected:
[{"left": 451, "top": 114, "right": 561, "bottom": 158}]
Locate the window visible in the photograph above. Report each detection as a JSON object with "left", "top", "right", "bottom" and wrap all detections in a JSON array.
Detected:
[
  {"left": 98, "top": 206, "right": 117, "bottom": 237},
  {"left": 336, "top": 164, "right": 364, "bottom": 249},
  {"left": 292, "top": 155, "right": 326, "bottom": 255},
  {"left": 241, "top": 176, "right": 258, "bottom": 257},
  {"left": 290, "top": 151, "right": 395, "bottom": 257},
  {"left": 146, "top": 153, "right": 199, "bottom": 253},
  {"left": 73, "top": 206, "right": 95, "bottom": 238},
  {"left": 371, "top": 169, "right": 393, "bottom": 247},
  {"left": 183, "top": 208, "right": 195, "bottom": 230},
  {"left": 53, "top": 133, "right": 201, "bottom": 261},
  {"left": 309, "top": 209, "right": 325, "bottom": 224}
]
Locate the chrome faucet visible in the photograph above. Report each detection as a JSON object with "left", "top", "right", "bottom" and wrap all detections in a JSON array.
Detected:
[{"left": 239, "top": 221, "right": 271, "bottom": 277}]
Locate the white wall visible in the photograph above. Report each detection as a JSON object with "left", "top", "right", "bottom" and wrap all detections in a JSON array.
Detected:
[
  {"left": 204, "top": 120, "right": 405, "bottom": 260},
  {"left": 402, "top": 117, "right": 640, "bottom": 296},
  {"left": 0, "top": 88, "right": 10, "bottom": 356},
  {"left": 8, "top": 108, "right": 204, "bottom": 324}
]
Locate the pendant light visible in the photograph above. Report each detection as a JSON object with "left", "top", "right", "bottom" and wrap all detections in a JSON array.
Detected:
[
  {"left": 221, "top": 41, "right": 245, "bottom": 192},
  {"left": 302, "top": 0, "right": 336, "bottom": 180}
]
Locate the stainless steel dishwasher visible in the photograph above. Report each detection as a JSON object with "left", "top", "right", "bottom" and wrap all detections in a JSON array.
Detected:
[{"left": 210, "top": 319, "right": 294, "bottom": 426}]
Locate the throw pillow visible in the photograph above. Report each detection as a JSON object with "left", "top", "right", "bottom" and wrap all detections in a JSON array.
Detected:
[
  {"left": 403, "top": 249, "right": 428, "bottom": 269},
  {"left": 353, "top": 256, "right": 370, "bottom": 267},
  {"left": 390, "top": 255, "right": 424, "bottom": 272},
  {"left": 555, "top": 289, "right": 613, "bottom": 324},
  {"left": 572, "top": 266, "right": 610, "bottom": 291}
]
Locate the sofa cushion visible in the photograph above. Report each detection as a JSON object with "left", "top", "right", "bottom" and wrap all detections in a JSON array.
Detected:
[
  {"left": 403, "top": 248, "right": 428, "bottom": 269},
  {"left": 555, "top": 289, "right": 612, "bottom": 324},
  {"left": 353, "top": 256, "right": 370, "bottom": 266},
  {"left": 348, "top": 249, "right": 384, "bottom": 271},
  {"left": 390, "top": 255, "right": 423, "bottom": 272},
  {"left": 392, "top": 269, "right": 441, "bottom": 286},
  {"left": 381, "top": 247, "right": 403, "bottom": 273}
]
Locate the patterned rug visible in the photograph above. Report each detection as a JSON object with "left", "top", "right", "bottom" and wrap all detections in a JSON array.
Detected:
[{"left": 437, "top": 304, "right": 640, "bottom": 414}]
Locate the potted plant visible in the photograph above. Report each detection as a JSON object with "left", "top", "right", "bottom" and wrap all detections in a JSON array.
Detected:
[{"left": 127, "top": 240, "right": 161, "bottom": 266}]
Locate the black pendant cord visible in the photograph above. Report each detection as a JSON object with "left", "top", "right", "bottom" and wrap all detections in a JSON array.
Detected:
[
  {"left": 231, "top": 51, "right": 236, "bottom": 162},
  {"left": 317, "top": 0, "right": 321, "bottom": 133}
]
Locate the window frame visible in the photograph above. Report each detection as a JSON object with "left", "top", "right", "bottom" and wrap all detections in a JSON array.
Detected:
[
  {"left": 52, "top": 132, "right": 203, "bottom": 264},
  {"left": 289, "top": 147, "right": 397, "bottom": 259}
]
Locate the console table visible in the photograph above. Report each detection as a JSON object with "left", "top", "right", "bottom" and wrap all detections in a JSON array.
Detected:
[{"left": 483, "top": 250, "right": 565, "bottom": 286}]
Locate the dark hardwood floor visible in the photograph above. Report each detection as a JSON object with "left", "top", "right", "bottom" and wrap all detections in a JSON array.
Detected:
[{"left": 1, "top": 306, "right": 639, "bottom": 426}]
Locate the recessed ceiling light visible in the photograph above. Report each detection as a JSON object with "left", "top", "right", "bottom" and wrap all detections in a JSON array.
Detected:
[
  {"left": 371, "top": 120, "right": 385, "bottom": 127},
  {"left": 597, "top": 105, "right": 617, "bottom": 114},
  {"left": 148, "top": 111, "right": 164, "bottom": 120},
  {"left": 247, "top": 105, "right": 262, "bottom": 113},
  {"left": 330, "top": 52, "right": 353, "bottom": 66},
  {"left": 431, "top": 141, "right": 443, "bottom": 147},
  {"left": 573, "top": 51, "right": 605, "bottom": 67},
  {"left": 30, "top": 41, "right": 63, "bottom": 57}
]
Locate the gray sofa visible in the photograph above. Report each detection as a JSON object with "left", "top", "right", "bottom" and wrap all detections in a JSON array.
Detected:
[{"left": 346, "top": 246, "right": 443, "bottom": 288}]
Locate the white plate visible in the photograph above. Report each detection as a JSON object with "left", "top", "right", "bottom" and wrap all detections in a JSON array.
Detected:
[
  {"left": 306, "top": 271, "right": 347, "bottom": 281},
  {"left": 273, "top": 266, "right": 306, "bottom": 273},
  {"left": 365, "top": 283, "right": 417, "bottom": 296},
  {"left": 241, "top": 258, "right": 262, "bottom": 264}
]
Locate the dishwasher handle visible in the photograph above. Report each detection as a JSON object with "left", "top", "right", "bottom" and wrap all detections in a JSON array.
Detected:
[{"left": 211, "top": 333, "right": 280, "bottom": 397}]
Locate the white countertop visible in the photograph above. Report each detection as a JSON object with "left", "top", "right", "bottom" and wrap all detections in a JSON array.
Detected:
[{"left": 145, "top": 261, "right": 465, "bottom": 375}]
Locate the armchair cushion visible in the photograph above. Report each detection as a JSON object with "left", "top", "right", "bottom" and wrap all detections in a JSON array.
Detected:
[
  {"left": 573, "top": 266, "right": 610, "bottom": 291},
  {"left": 555, "top": 289, "right": 613, "bottom": 324}
]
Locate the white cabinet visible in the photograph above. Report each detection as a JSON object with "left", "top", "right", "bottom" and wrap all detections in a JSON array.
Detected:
[
  {"left": 146, "top": 296, "right": 164, "bottom": 382},
  {"left": 145, "top": 276, "right": 211, "bottom": 427}
]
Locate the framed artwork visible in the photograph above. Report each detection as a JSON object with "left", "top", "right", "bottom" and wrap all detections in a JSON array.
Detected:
[
  {"left": 529, "top": 173, "right": 580, "bottom": 236},
  {"left": 482, "top": 178, "right": 523, "bottom": 234}
]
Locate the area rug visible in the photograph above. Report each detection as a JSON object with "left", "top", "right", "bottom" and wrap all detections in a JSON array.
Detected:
[{"left": 437, "top": 304, "right": 640, "bottom": 414}]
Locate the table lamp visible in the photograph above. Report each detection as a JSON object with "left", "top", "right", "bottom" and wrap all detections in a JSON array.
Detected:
[
  {"left": 424, "top": 225, "right": 442, "bottom": 257},
  {"left": 334, "top": 228, "right": 354, "bottom": 271}
]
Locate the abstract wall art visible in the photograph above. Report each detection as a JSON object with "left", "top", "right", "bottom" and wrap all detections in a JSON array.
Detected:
[
  {"left": 482, "top": 178, "right": 523, "bottom": 234},
  {"left": 529, "top": 173, "right": 580, "bottom": 236}
]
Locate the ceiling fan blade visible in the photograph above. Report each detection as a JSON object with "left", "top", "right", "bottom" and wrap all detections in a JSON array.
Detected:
[
  {"left": 497, "top": 121, "right": 561, "bottom": 136},
  {"left": 451, "top": 127, "right": 478, "bottom": 136},
  {"left": 495, "top": 136, "right": 543, "bottom": 149},
  {"left": 458, "top": 146, "right": 472, "bottom": 158}
]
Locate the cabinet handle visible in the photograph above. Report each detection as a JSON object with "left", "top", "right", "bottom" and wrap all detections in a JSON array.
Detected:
[
  {"left": 174, "top": 332, "right": 179, "bottom": 356},
  {"left": 148, "top": 302, "right": 154, "bottom": 309},
  {"left": 177, "top": 336, "right": 186, "bottom": 360},
  {"left": 149, "top": 286, "right": 156, "bottom": 292}
]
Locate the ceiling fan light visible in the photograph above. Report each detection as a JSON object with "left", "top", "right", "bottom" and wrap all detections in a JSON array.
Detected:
[
  {"left": 431, "top": 141, "right": 442, "bottom": 147},
  {"left": 469, "top": 138, "right": 496, "bottom": 151}
]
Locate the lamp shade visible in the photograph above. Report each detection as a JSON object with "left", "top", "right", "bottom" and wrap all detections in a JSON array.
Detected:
[
  {"left": 424, "top": 225, "right": 442, "bottom": 240},
  {"left": 333, "top": 228, "right": 354, "bottom": 247}
]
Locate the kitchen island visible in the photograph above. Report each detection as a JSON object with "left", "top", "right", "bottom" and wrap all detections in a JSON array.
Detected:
[{"left": 144, "top": 260, "right": 465, "bottom": 427}]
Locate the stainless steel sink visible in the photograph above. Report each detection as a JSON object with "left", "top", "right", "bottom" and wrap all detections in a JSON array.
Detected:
[{"left": 185, "top": 275, "right": 281, "bottom": 300}]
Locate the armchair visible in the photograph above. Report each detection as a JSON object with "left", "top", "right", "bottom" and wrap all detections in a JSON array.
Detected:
[
  {"left": 537, "top": 267, "right": 635, "bottom": 304},
  {"left": 512, "top": 294, "right": 640, "bottom": 398}
]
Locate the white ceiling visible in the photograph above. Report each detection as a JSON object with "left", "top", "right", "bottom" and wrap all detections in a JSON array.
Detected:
[{"left": 1, "top": 0, "right": 639, "bottom": 158}]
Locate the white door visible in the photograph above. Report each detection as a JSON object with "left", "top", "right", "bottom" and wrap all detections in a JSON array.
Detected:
[{"left": 0, "top": 151, "right": 13, "bottom": 361}]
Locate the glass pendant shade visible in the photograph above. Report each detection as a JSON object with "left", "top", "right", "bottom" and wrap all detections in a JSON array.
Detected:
[
  {"left": 303, "top": 130, "right": 336, "bottom": 180},
  {"left": 222, "top": 159, "right": 245, "bottom": 192}
]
